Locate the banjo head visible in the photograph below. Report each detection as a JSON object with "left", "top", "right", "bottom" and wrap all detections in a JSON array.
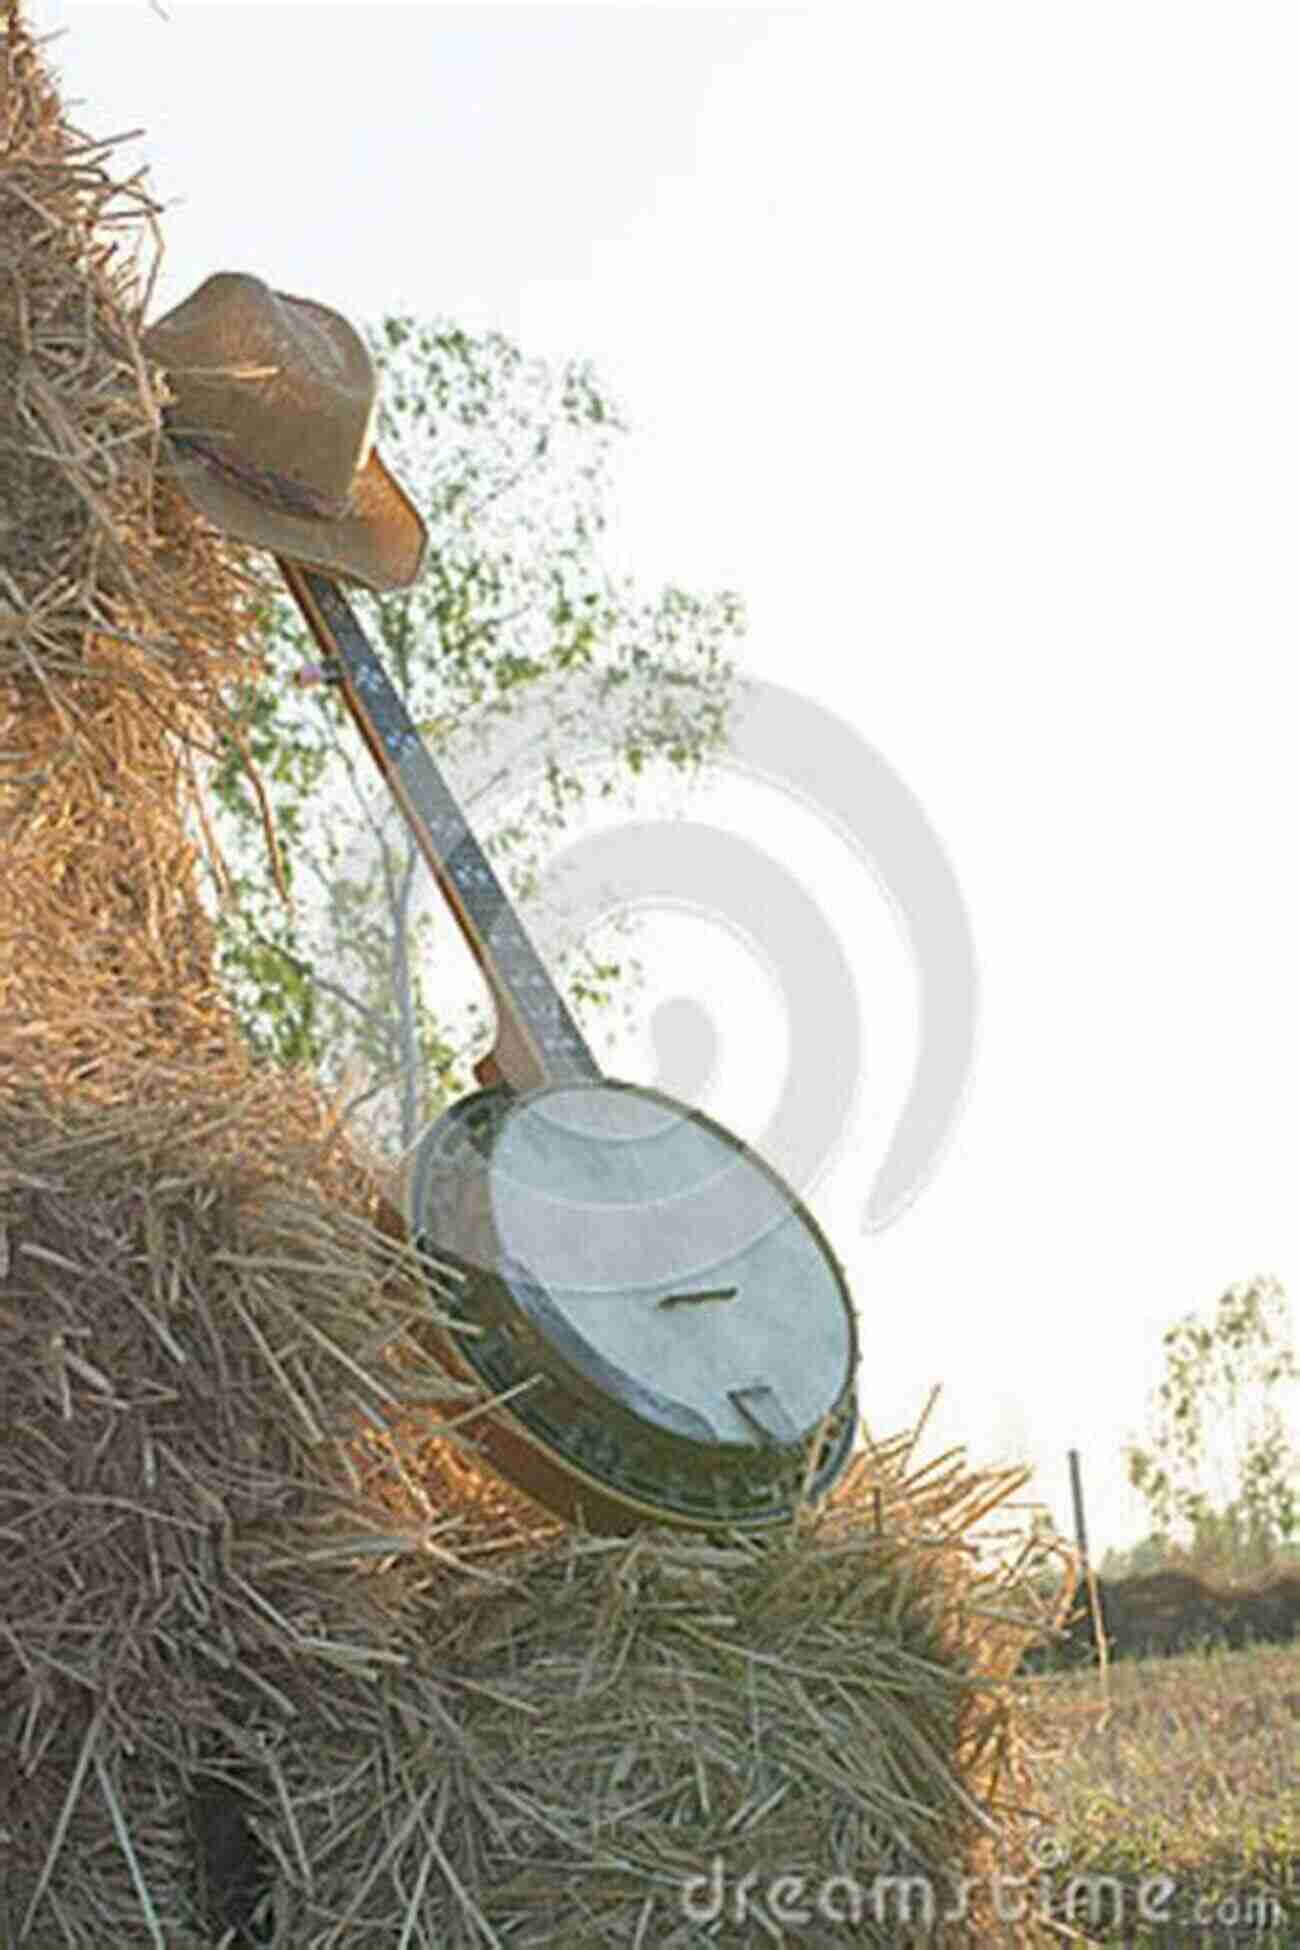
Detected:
[{"left": 409, "top": 1080, "right": 858, "bottom": 1531}]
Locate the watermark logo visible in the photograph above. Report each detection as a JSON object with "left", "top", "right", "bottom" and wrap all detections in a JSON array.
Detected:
[
  {"left": 347, "top": 671, "right": 977, "bottom": 1244},
  {"left": 678, "top": 1840, "right": 1293, "bottom": 1937},
  {"left": 500, "top": 678, "right": 978, "bottom": 1234}
]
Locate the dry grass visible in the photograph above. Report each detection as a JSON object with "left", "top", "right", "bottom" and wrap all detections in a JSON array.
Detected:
[{"left": 1012, "top": 1642, "right": 1300, "bottom": 1945}]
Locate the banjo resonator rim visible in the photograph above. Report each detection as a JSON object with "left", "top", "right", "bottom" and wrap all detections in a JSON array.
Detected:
[{"left": 409, "top": 1079, "right": 859, "bottom": 1532}]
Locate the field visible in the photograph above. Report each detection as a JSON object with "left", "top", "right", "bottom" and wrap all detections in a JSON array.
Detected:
[{"left": 1006, "top": 1639, "right": 1299, "bottom": 1946}]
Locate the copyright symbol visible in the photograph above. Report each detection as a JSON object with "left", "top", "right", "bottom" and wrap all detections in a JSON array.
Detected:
[
  {"left": 343, "top": 671, "right": 977, "bottom": 1238},
  {"left": 478, "top": 676, "right": 978, "bottom": 1232},
  {"left": 1029, "top": 1832, "right": 1067, "bottom": 1872}
]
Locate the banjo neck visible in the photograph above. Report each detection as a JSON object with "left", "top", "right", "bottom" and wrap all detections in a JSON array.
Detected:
[{"left": 277, "top": 560, "right": 602, "bottom": 1095}]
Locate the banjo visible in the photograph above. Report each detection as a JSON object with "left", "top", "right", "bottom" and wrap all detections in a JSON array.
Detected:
[{"left": 280, "top": 560, "right": 860, "bottom": 1532}]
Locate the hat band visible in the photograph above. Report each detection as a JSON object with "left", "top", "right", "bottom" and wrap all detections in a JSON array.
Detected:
[{"left": 162, "top": 417, "right": 344, "bottom": 523}]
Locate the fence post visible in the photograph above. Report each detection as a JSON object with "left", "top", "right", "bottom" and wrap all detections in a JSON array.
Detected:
[
  {"left": 1067, "top": 1446, "right": 1090, "bottom": 1569},
  {"left": 1068, "top": 1447, "right": 1111, "bottom": 1683}
]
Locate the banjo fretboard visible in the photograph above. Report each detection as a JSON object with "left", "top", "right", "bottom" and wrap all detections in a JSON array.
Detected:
[{"left": 278, "top": 560, "right": 601, "bottom": 1094}]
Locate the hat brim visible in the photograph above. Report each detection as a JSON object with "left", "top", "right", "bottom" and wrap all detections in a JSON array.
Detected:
[{"left": 162, "top": 443, "right": 427, "bottom": 593}]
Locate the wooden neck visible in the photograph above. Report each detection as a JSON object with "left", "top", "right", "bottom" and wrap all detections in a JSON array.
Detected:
[{"left": 277, "top": 560, "right": 601, "bottom": 1094}]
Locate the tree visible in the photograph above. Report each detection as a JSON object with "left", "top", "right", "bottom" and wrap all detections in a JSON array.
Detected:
[
  {"left": 1125, "top": 1276, "right": 1299, "bottom": 1580},
  {"left": 203, "top": 317, "right": 741, "bottom": 1151},
  {"left": 1097, "top": 1533, "right": 1173, "bottom": 1581}
]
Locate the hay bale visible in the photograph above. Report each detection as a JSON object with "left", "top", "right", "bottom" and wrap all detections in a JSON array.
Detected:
[
  {"left": 0, "top": 1090, "right": 1056, "bottom": 1948},
  {"left": 0, "top": 1079, "right": 474, "bottom": 1947},
  {"left": 1, "top": 11, "right": 1064, "bottom": 1944},
  {"left": 0, "top": 1083, "right": 1055, "bottom": 1945},
  {"left": 0, "top": 1084, "right": 1055, "bottom": 1945},
  {"left": 2, "top": 20, "right": 257, "bottom": 1096},
  {"left": 0, "top": 2, "right": 283, "bottom": 1105}
]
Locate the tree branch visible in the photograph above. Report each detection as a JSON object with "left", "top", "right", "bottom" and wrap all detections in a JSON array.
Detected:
[{"left": 246, "top": 927, "right": 394, "bottom": 1042}]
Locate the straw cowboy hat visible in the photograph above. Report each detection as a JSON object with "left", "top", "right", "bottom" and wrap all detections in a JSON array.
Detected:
[{"left": 143, "top": 271, "right": 427, "bottom": 591}]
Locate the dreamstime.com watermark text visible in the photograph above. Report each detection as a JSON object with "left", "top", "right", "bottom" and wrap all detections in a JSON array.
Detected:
[{"left": 679, "top": 1842, "right": 1292, "bottom": 1937}]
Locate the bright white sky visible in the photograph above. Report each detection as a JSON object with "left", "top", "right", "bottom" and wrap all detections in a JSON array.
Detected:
[{"left": 28, "top": 0, "right": 1299, "bottom": 1558}]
